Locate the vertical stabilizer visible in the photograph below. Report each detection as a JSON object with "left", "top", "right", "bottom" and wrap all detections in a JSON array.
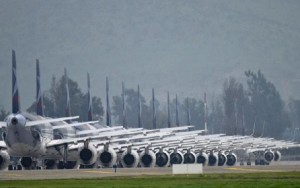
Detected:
[
  {"left": 167, "top": 92, "right": 171, "bottom": 128},
  {"left": 122, "top": 82, "right": 127, "bottom": 128},
  {"left": 87, "top": 73, "right": 93, "bottom": 121},
  {"left": 106, "top": 77, "right": 111, "bottom": 126},
  {"left": 186, "top": 97, "right": 191, "bottom": 125},
  {"left": 137, "top": 85, "right": 143, "bottom": 128},
  {"left": 64, "top": 68, "right": 71, "bottom": 118},
  {"left": 36, "top": 59, "right": 44, "bottom": 116},
  {"left": 152, "top": 88, "right": 156, "bottom": 129},
  {"left": 12, "top": 50, "right": 20, "bottom": 114},
  {"left": 175, "top": 94, "right": 179, "bottom": 127},
  {"left": 204, "top": 93, "right": 208, "bottom": 132}
]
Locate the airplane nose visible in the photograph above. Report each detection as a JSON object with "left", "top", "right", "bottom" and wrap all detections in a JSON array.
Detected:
[{"left": 11, "top": 117, "right": 18, "bottom": 125}]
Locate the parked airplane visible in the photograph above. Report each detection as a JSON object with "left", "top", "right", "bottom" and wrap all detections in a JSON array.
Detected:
[
  {"left": 1, "top": 50, "right": 298, "bottom": 171},
  {"left": 0, "top": 51, "right": 101, "bottom": 170}
]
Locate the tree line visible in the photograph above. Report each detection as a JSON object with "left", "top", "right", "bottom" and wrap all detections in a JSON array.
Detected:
[{"left": 0, "top": 70, "right": 299, "bottom": 140}]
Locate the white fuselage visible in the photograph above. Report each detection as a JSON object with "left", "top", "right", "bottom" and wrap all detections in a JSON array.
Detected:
[{"left": 4, "top": 113, "right": 50, "bottom": 157}]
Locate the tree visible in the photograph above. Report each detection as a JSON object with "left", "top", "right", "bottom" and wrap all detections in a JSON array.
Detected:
[
  {"left": 0, "top": 108, "right": 9, "bottom": 121},
  {"left": 245, "top": 70, "right": 285, "bottom": 138},
  {"left": 208, "top": 97, "right": 224, "bottom": 134},
  {"left": 27, "top": 75, "right": 104, "bottom": 121},
  {"left": 223, "top": 77, "right": 247, "bottom": 135},
  {"left": 182, "top": 98, "right": 205, "bottom": 130},
  {"left": 112, "top": 88, "right": 148, "bottom": 128}
]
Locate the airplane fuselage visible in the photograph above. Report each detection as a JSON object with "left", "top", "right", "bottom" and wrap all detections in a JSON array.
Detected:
[{"left": 4, "top": 114, "right": 48, "bottom": 157}]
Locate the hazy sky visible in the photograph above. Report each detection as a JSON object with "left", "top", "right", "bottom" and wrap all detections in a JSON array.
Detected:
[{"left": 0, "top": 0, "right": 300, "bottom": 112}]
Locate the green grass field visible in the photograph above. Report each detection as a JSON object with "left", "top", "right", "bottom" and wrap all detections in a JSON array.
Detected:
[{"left": 1, "top": 172, "right": 300, "bottom": 188}]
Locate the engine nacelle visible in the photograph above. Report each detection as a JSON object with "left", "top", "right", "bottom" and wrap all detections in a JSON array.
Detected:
[
  {"left": 208, "top": 152, "right": 218, "bottom": 166},
  {"left": 20, "top": 157, "right": 34, "bottom": 170},
  {"left": 43, "top": 159, "right": 58, "bottom": 169},
  {"left": 120, "top": 148, "right": 139, "bottom": 168},
  {"left": 274, "top": 151, "right": 281, "bottom": 162},
  {"left": 196, "top": 151, "right": 208, "bottom": 166},
  {"left": 98, "top": 145, "right": 117, "bottom": 168},
  {"left": 264, "top": 150, "right": 274, "bottom": 163},
  {"left": 183, "top": 150, "right": 196, "bottom": 164},
  {"left": 78, "top": 143, "right": 98, "bottom": 165},
  {"left": 0, "top": 150, "right": 10, "bottom": 170},
  {"left": 226, "top": 153, "right": 237, "bottom": 166},
  {"left": 170, "top": 149, "right": 184, "bottom": 165},
  {"left": 218, "top": 152, "right": 227, "bottom": 166},
  {"left": 139, "top": 148, "right": 156, "bottom": 167},
  {"left": 155, "top": 149, "right": 170, "bottom": 167}
]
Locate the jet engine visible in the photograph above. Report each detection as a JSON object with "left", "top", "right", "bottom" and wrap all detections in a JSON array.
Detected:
[
  {"left": 20, "top": 157, "right": 34, "bottom": 170},
  {"left": 78, "top": 143, "right": 98, "bottom": 165},
  {"left": 264, "top": 150, "right": 274, "bottom": 163},
  {"left": 170, "top": 149, "right": 184, "bottom": 165},
  {"left": 98, "top": 144, "right": 117, "bottom": 168},
  {"left": 217, "top": 152, "right": 227, "bottom": 166},
  {"left": 139, "top": 147, "right": 156, "bottom": 167},
  {"left": 43, "top": 159, "right": 58, "bottom": 169},
  {"left": 208, "top": 151, "right": 218, "bottom": 166},
  {"left": 0, "top": 150, "right": 10, "bottom": 170},
  {"left": 274, "top": 151, "right": 281, "bottom": 162},
  {"left": 155, "top": 149, "right": 170, "bottom": 167},
  {"left": 196, "top": 151, "right": 208, "bottom": 166},
  {"left": 226, "top": 153, "right": 237, "bottom": 166},
  {"left": 120, "top": 147, "right": 139, "bottom": 168},
  {"left": 183, "top": 149, "right": 196, "bottom": 164}
]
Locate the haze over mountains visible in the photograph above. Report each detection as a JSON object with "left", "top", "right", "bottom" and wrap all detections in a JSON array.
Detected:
[{"left": 0, "top": 0, "right": 299, "bottom": 112}]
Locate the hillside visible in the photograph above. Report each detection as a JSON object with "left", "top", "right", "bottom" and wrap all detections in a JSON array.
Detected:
[{"left": 0, "top": 0, "right": 299, "bottom": 111}]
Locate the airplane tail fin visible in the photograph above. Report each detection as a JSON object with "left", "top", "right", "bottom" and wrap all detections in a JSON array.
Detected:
[
  {"left": 137, "top": 85, "right": 143, "bottom": 128},
  {"left": 87, "top": 73, "right": 93, "bottom": 121},
  {"left": 122, "top": 82, "right": 127, "bottom": 128},
  {"left": 106, "top": 77, "right": 111, "bottom": 126},
  {"left": 36, "top": 59, "right": 44, "bottom": 116},
  {"left": 152, "top": 88, "right": 156, "bottom": 129},
  {"left": 175, "top": 94, "right": 179, "bottom": 127},
  {"left": 186, "top": 97, "right": 191, "bottom": 126},
  {"left": 12, "top": 50, "right": 20, "bottom": 114},
  {"left": 64, "top": 68, "right": 71, "bottom": 118},
  {"left": 167, "top": 92, "right": 171, "bottom": 128},
  {"left": 204, "top": 92, "right": 208, "bottom": 132}
]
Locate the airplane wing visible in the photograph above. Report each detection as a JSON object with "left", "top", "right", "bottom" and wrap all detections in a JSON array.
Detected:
[
  {"left": 0, "top": 122, "right": 6, "bottom": 128},
  {"left": 0, "top": 141, "right": 6, "bottom": 149},
  {"left": 52, "top": 121, "right": 99, "bottom": 130},
  {"left": 159, "top": 126, "right": 193, "bottom": 132},
  {"left": 26, "top": 116, "right": 79, "bottom": 127},
  {"left": 46, "top": 137, "right": 91, "bottom": 148},
  {"left": 76, "top": 126, "right": 124, "bottom": 136}
]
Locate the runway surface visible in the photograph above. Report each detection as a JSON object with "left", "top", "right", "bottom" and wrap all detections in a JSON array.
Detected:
[{"left": 1, "top": 161, "right": 300, "bottom": 180}]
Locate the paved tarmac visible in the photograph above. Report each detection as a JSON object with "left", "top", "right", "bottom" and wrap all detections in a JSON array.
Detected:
[{"left": 1, "top": 161, "right": 300, "bottom": 180}]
